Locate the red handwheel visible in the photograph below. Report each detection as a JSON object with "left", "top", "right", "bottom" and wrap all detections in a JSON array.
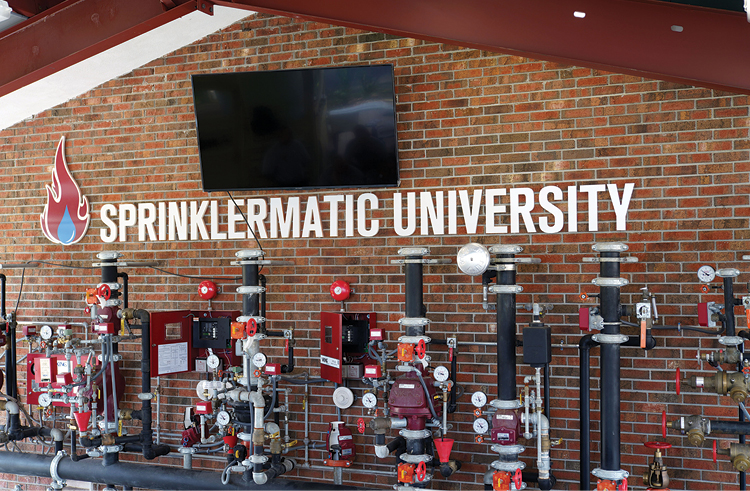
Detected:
[
  {"left": 713, "top": 440, "right": 718, "bottom": 464},
  {"left": 644, "top": 441, "right": 672, "bottom": 451},
  {"left": 416, "top": 461, "right": 426, "bottom": 481},
  {"left": 661, "top": 410, "right": 667, "bottom": 440},
  {"left": 675, "top": 367, "right": 681, "bottom": 396},
  {"left": 97, "top": 284, "right": 111, "bottom": 300}
]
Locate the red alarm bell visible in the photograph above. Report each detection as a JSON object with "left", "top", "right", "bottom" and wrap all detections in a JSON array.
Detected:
[
  {"left": 198, "top": 280, "right": 218, "bottom": 300},
  {"left": 330, "top": 280, "right": 351, "bottom": 302}
]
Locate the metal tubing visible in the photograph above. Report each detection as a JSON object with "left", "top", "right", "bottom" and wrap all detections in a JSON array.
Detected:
[
  {"left": 599, "top": 250, "right": 621, "bottom": 472},
  {"left": 0, "top": 451, "right": 360, "bottom": 490},
  {"left": 496, "top": 255, "right": 516, "bottom": 401}
]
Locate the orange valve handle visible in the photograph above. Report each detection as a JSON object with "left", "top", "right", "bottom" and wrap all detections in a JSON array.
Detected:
[
  {"left": 640, "top": 320, "right": 647, "bottom": 349},
  {"left": 701, "top": 284, "right": 709, "bottom": 293},
  {"left": 415, "top": 339, "right": 426, "bottom": 359},
  {"left": 644, "top": 441, "right": 672, "bottom": 450},
  {"left": 513, "top": 468, "right": 522, "bottom": 490},
  {"left": 580, "top": 293, "right": 589, "bottom": 300},
  {"left": 97, "top": 284, "right": 111, "bottom": 301},
  {"left": 661, "top": 410, "right": 667, "bottom": 440},
  {"left": 416, "top": 461, "right": 427, "bottom": 482}
]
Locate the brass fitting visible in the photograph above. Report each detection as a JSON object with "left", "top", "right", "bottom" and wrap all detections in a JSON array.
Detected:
[
  {"left": 687, "top": 428, "right": 705, "bottom": 447},
  {"left": 727, "top": 443, "right": 750, "bottom": 472},
  {"left": 119, "top": 408, "right": 133, "bottom": 420},
  {"left": 269, "top": 438, "right": 282, "bottom": 455},
  {"left": 690, "top": 371, "right": 749, "bottom": 403},
  {"left": 252, "top": 427, "right": 264, "bottom": 446},
  {"left": 120, "top": 308, "right": 135, "bottom": 320}
]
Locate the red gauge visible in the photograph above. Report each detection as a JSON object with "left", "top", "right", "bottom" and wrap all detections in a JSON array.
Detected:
[
  {"left": 330, "top": 280, "right": 351, "bottom": 301},
  {"left": 198, "top": 280, "right": 218, "bottom": 300}
]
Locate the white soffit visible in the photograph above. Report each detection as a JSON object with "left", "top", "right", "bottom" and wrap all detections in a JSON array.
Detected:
[{"left": 0, "top": 5, "right": 253, "bottom": 131}]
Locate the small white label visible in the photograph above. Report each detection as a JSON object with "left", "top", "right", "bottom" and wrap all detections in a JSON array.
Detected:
[
  {"left": 339, "top": 435, "right": 352, "bottom": 441},
  {"left": 496, "top": 414, "right": 514, "bottom": 420},
  {"left": 400, "top": 383, "right": 416, "bottom": 389},
  {"left": 321, "top": 355, "right": 340, "bottom": 369},
  {"left": 56, "top": 360, "right": 70, "bottom": 374}
]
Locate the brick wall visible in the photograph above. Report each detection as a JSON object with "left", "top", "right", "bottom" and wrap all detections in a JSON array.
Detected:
[{"left": 0, "top": 11, "right": 749, "bottom": 490}]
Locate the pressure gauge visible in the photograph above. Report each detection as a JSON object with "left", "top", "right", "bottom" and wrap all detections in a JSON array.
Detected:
[
  {"left": 697, "top": 265, "right": 716, "bottom": 283},
  {"left": 206, "top": 354, "right": 221, "bottom": 370},
  {"left": 252, "top": 352, "right": 267, "bottom": 368},
  {"left": 433, "top": 365, "right": 450, "bottom": 382},
  {"left": 471, "top": 390, "right": 487, "bottom": 408},
  {"left": 216, "top": 410, "right": 231, "bottom": 426},
  {"left": 38, "top": 393, "right": 52, "bottom": 408},
  {"left": 40, "top": 325, "right": 54, "bottom": 340},
  {"left": 362, "top": 392, "right": 378, "bottom": 409},
  {"left": 473, "top": 417, "right": 489, "bottom": 434}
]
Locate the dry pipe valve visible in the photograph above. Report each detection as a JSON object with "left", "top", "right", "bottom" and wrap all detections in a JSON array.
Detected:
[
  {"left": 581, "top": 242, "right": 638, "bottom": 491},
  {"left": 376, "top": 247, "right": 452, "bottom": 490},
  {"left": 457, "top": 243, "right": 544, "bottom": 491}
]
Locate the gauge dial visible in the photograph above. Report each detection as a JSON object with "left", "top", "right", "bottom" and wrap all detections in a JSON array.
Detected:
[
  {"left": 38, "top": 393, "right": 52, "bottom": 408},
  {"left": 40, "top": 325, "right": 54, "bottom": 340},
  {"left": 362, "top": 392, "right": 378, "bottom": 408},
  {"left": 252, "top": 352, "right": 267, "bottom": 368},
  {"left": 473, "top": 417, "right": 489, "bottom": 434},
  {"left": 471, "top": 391, "right": 487, "bottom": 408},
  {"left": 206, "top": 354, "right": 221, "bottom": 370},
  {"left": 433, "top": 366, "right": 450, "bottom": 382},
  {"left": 697, "top": 265, "right": 716, "bottom": 283},
  {"left": 216, "top": 410, "right": 231, "bottom": 426}
]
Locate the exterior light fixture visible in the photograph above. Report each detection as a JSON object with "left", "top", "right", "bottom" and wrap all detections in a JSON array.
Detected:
[{"left": 574, "top": 11, "right": 586, "bottom": 18}]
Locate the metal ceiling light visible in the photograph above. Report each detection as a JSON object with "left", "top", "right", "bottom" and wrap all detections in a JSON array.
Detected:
[{"left": 0, "top": 1, "right": 10, "bottom": 22}]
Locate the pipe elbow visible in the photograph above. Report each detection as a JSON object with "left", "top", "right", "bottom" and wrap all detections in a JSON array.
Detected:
[
  {"left": 253, "top": 472, "right": 268, "bottom": 485},
  {"left": 5, "top": 401, "right": 18, "bottom": 415},
  {"left": 374, "top": 445, "right": 389, "bottom": 459},
  {"left": 248, "top": 391, "right": 265, "bottom": 407},
  {"left": 50, "top": 428, "right": 64, "bottom": 442}
]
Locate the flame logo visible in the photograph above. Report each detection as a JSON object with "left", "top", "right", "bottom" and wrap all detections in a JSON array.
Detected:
[{"left": 40, "top": 136, "right": 90, "bottom": 245}]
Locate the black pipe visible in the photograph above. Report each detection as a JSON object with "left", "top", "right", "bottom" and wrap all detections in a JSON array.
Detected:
[
  {"left": 724, "top": 275, "right": 736, "bottom": 337},
  {"left": 0, "top": 451, "right": 361, "bottom": 490},
  {"left": 599, "top": 251, "right": 621, "bottom": 473},
  {"left": 544, "top": 363, "right": 550, "bottom": 421},
  {"left": 449, "top": 347, "right": 458, "bottom": 412},
  {"left": 260, "top": 274, "right": 267, "bottom": 330},
  {"left": 387, "top": 436, "right": 406, "bottom": 454},
  {"left": 496, "top": 254, "right": 516, "bottom": 401},
  {"left": 579, "top": 334, "right": 598, "bottom": 491},
  {"left": 243, "top": 264, "right": 259, "bottom": 318},
  {"left": 133, "top": 309, "right": 164, "bottom": 460},
  {"left": 0, "top": 273, "right": 5, "bottom": 318},
  {"left": 405, "top": 257, "right": 423, "bottom": 337},
  {"left": 117, "top": 272, "right": 128, "bottom": 309}
]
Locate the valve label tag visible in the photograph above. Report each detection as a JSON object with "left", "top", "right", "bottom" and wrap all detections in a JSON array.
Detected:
[{"left": 321, "top": 355, "right": 340, "bottom": 368}]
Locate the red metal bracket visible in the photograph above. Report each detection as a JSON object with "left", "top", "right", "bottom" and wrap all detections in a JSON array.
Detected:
[{"left": 197, "top": 0, "right": 215, "bottom": 15}]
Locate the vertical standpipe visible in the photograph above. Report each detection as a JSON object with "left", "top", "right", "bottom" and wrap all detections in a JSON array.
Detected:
[{"left": 587, "top": 242, "right": 634, "bottom": 487}]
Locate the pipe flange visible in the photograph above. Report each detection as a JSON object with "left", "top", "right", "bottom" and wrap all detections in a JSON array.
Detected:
[
  {"left": 398, "top": 453, "right": 433, "bottom": 464},
  {"left": 101, "top": 445, "right": 123, "bottom": 453},
  {"left": 391, "top": 258, "right": 451, "bottom": 264},
  {"left": 717, "top": 268, "right": 741, "bottom": 278},
  {"left": 719, "top": 336, "right": 744, "bottom": 346},
  {"left": 137, "top": 392, "right": 153, "bottom": 401},
  {"left": 97, "top": 282, "right": 122, "bottom": 291},
  {"left": 489, "top": 245, "right": 523, "bottom": 255},
  {"left": 490, "top": 399, "right": 522, "bottom": 410},
  {"left": 491, "top": 263, "right": 516, "bottom": 271},
  {"left": 592, "top": 242, "right": 629, "bottom": 252},
  {"left": 86, "top": 449, "right": 102, "bottom": 458},
  {"left": 489, "top": 285, "right": 523, "bottom": 294},
  {"left": 399, "top": 429, "right": 431, "bottom": 439},
  {"left": 583, "top": 257, "right": 638, "bottom": 263},
  {"left": 398, "top": 318, "right": 431, "bottom": 328},
  {"left": 237, "top": 286, "right": 266, "bottom": 294},
  {"left": 398, "top": 247, "right": 430, "bottom": 257},
  {"left": 592, "top": 277, "right": 629, "bottom": 287},
  {"left": 178, "top": 446, "right": 197, "bottom": 455},
  {"left": 591, "top": 333, "right": 628, "bottom": 344},
  {"left": 97, "top": 252, "right": 123, "bottom": 260},
  {"left": 398, "top": 335, "right": 431, "bottom": 346},
  {"left": 250, "top": 454, "right": 268, "bottom": 464},
  {"left": 592, "top": 468, "right": 629, "bottom": 480},
  {"left": 490, "top": 444, "right": 525, "bottom": 455},
  {"left": 100, "top": 299, "right": 122, "bottom": 307},
  {"left": 236, "top": 249, "right": 265, "bottom": 259},
  {"left": 50, "top": 450, "right": 67, "bottom": 488},
  {"left": 490, "top": 460, "right": 527, "bottom": 472},
  {"left": 237, "top": 315, "right": 265, "bottom": 324}
]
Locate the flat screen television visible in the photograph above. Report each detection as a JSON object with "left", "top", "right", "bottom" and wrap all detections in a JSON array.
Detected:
[{"left": 191, "top": 64, "right": 400, "bottom": 192}]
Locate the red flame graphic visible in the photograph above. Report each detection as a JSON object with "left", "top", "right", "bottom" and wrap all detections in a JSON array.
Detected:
[{"left": 40, "top": 136, "right": 90, "bottom": 245}]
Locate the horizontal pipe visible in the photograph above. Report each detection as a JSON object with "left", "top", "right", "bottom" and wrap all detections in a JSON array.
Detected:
[{"left": 0, "top": 451, "right": 360, "bottom": 490}]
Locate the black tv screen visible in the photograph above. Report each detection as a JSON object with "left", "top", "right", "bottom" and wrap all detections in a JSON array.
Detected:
[{"left": 191, "top": 64, "right": 400, "bottom": 192}]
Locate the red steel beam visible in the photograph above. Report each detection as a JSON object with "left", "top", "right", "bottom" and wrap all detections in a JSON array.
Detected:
[
  {"left": 6, "top": 0, "right": 67, "bottom": 18},
  {"left": 0, "top": 0, "right": 199, "bottom": 98},
  {"left": 212, "top": 0, "right": 750, "bottom": 95}
]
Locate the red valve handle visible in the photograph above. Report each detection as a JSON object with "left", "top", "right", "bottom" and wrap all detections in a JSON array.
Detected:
[
  {"left": 701, "top": 284, "right": 709, "bottom": 293},
  {"left": 416, "top": 461, "right": 426, "bottom": 481},
  {"left": 415, "top": 339, "right": 426, "bottom": 359},
  {"left": 357, "top": 418, "right": 366, "bottom": 434},
  {"left": 644, "top": 441, "right": 672, "bottom": 450},
  {"left": 618, "top": 478, "right": 628, "bottom": 491},
  {"left": 448, "top": 347, "right": 453, "bottom": 362},
  {"left": 675, "top": 367, "right": 681, "bottom": 396},
  {"left": 661, "top": 410, "right": 667, "bottom": 440},
  {"left": 713, "top": 440, "right": 718, "bottom": 463},
  {"left": 247, "top": 318, "right": 258, "bottom": 337},
  {"left": 97, "top": 284, "right": 111, "bottom": 300},
  {"left": 285, "top": 338, "right": 289, "bottom": 353},
  {"left": 513, "top": 468, "right": 523, "bottom": 490}
]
